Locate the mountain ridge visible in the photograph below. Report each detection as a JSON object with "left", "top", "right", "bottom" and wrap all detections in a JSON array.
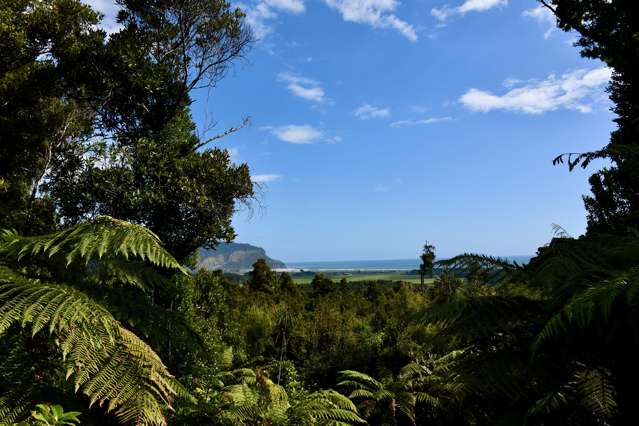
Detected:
[{"left": 197, "top": 242, "right": 286, "bottom": 272}]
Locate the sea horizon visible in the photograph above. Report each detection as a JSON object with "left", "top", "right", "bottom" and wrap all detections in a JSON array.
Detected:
[{"left": 284, "top": 255, "right": 532, "bottom": 272}]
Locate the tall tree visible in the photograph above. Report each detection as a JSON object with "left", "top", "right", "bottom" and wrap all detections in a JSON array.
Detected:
[
  {"left": 0, "top": 0, "right": 103, "bottom": 234},
  {"left": 248, "top": 259, "right": 277, "bottom": 293},
  {"left": 46, "top": 110, "right": 253, "bottom": 261},
  {"left": 419, "top": 242, "right": 436, "bottom": 287},
  {"left": 546, "top": 0, "right": 639, "bottom": 234},
  {"left": 0, "top": 0, "right": 254, "bottom": 261}
]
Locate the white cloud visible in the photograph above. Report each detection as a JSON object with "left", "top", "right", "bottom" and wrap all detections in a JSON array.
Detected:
[
  {"left": 269, "top": 125, "right": 323, "bottom": 144},
  {"left": 458, "top": 0, "right": 507, "bottom": 13},
  {"left": 522, "top": 5, "right": 556, "bottom": 39},
  {"left": 277, "top": 73, "right": 326, "bottom": 103},
  {"left": 265, "top": 0, "right": 305, "bottom": 13},
  {"left": 502, "top": 77, "right": 523, "bottom": 88},
  {"left": 373, "top": 177, "right": 403, "bottom": 192},
  {"left": 373, "top": 183, "right": 391, "bottom": 192},
  {"left": 251, "top": 174, "right": 282, "bottom": 183},
  {"left": 323, "top": 0, "right": 418, "bottom": 42},
  {"left": 354, "top": 104, "right": 390, "bottom": 119},
  {"left": 410, "top": 105, "right": 429, "bottom": 113},
  {"left": 227, "top": 147, "right": 240, "bottom": 162},
  {"left": 431, "top": 0, "right": 506, "bottom": 22},
  {"left": 241, "top": 0, "right": 305, "bottom": 39},
  {"left": 81, "top": 0, "right": 122, "bottom": 34},
  {"left": 459, "top": 67, "right": 611, "bottom": 114},
  {"left": 390, "top": 117, "right": 453, "bottom": 127}
]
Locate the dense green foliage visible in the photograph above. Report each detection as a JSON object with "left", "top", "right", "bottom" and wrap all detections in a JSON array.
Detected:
[
  {"left": 0, "top": 217, "right": 188, "bottom": 425},
  {"left": 0, "top": 0, "right": 253, "bottom": 260},
  {"left": 2, "top": 0, "right": 639, "bottom": 424},
  {"left": 547, "top": 0, "right": 639, "bottom": 234}
]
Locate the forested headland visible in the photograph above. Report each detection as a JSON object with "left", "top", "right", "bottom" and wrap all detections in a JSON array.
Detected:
[{"left": 1, "top": 0, "right": 638, "bottom": 425}]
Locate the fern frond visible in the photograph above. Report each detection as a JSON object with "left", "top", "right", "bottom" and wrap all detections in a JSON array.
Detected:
[
  {"left": 0, "top": 267, "right": 176, "bottom": 425},
  {"left": 574, "top": 366, "right": 617, "bottom": 420},
  {"left": 337, "top": 371, "right": 383, "bottom": 391},
  {"left": 288, "top": 390, "right": 366, "bottom": 425},
  {"left": 527, "top": 387, "right": 570, "bottom": 417},
  {"left": 348, "top": 389, "right": 375, "bottom": 399},
  {"left": 422, "top": 295, "right": 544, "bottom": 342},
  {"left": 525, "top": 235, "right": 639, "bottom": 305},
  {"left": 436, "top": 253, "right": 522, "bottom": 284},
  {"left": 0, "top": 216, "right": 187, "bottom": 277},
  {"left": 0, "top": 395, "right": 30, "bottom": 425},
  {"left": 534, "top": 268, "right": 639, "bottom": 353}
]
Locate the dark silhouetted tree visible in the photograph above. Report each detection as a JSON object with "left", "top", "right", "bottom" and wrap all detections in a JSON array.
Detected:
[
  {"left": 545, "top": 0, "right": 639, "bottom": 234},
  {"left": 311, "top": 273, "right": 336, "bottom": 297},
  {"left": 248, "top": 259, "right": 276, "bottom": 294},
  {"left": 419, "top": 242, "right": 436, "bottom": 287}
]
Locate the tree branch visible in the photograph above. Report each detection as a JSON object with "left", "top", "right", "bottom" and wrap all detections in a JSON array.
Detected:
[{"left": 194, "top": 117, "right": 251, "bottom": 151}]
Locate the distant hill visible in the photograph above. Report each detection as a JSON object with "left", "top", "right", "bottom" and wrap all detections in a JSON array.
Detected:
[{"left": 196, "top": 242, "right": 286, "bottom": 272}]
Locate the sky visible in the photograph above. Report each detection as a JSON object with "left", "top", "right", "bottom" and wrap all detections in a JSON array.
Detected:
[{"left": 86, "top": 0, "right": 615, "bottom": 262}]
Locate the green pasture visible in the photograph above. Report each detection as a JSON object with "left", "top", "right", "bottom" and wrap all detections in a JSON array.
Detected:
[{"left": 291, "top": 271, "right": 435, "bottom": 285}]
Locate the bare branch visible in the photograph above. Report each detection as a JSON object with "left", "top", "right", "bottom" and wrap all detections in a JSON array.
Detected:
[{"left": 194, "top": 117, "right": 251, "bottom": 151}]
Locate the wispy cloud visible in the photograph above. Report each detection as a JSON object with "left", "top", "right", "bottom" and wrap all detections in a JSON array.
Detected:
[
  {"left": 373, "top": 177, "right": 403, "bottom": 193},
  {"left": 277, "top": 72, "right": 326, "bottom": 103},
  {"left": 354, "top": 104, "right": 390, "bottom": 120},
  {"left": 241, "top": 0, "right": 305, "bottom": 39},
  {"left": 323, "top": 0, "right": 417, "bottom": 42},
  {"left": 227, "top": 147, "right": 240, "bottom": 162},
  {"left": 267, "top": 125, "right": 323, "bottom": 144},
  {"left": 459, "top": 67, "right": 611, "bottom": 114},
  {"left": 431, "top": 0, "right": 507, "bottom": 22},
  {"left": 410, "top": 105, "right": 429, "bottom": 113},
  {"left": 522, "top": 5, "right": 556, "bottom": 39},
  {"left": 390, "top": 117, "right": 453, "bottom": 127},
  {"left": 265, "top": 0, "right": 305, "bottom": 13},
  {"left": 81, "top": 0, "right": 123, "bottom": 34},
  {"left": 251, "top": 174, "right": 282, "bottom": 183}
]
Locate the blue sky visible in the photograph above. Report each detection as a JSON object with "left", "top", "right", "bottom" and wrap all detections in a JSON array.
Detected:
[{"left": 88, "top": 0, "right": 615, "bottom": 262}]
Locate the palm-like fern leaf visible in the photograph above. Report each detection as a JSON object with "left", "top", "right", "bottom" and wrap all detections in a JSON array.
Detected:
[
  {"left": 534, "top": 267, "right": 639, "bottom": 353},
  {"left": 0, "top": 216, "right": 187, "bottom": 275},
  {"left": 574, "top": 365, "right": 617, "bottom": 420},
  {"left": 0, "top": 267, "right": 178, "bottom": 425},
  {"left": 288, "top": 390, "right": 367, "bottom": 425},
  {"left": 525, "top": 235, "right": 639, "bottom": 306},
  {"left": 422, "top": 295, "right": 544, "bottom": 342},
  {"left": 337, "top": 371, "right": 383, "bottom": 392},
  {"left": 0, "top": 395, "right": 29, "bottom": 425},
  {"left": 436, "top": 253, "right": 522, "bottom": 284}
]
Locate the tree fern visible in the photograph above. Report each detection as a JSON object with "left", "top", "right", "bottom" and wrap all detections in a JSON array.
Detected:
[
  {"left": 0, "top": 216, "right": 187, "bottom": 275},
  {"left": 422, "top": 295, "right": 544, "bottom": 343},
  {"left": 213, "top": 368, "right": 365, "bottom": 425},
  {"left": 436, "top": 253, "right": 522, "bottom": 285},
  {"left": 0, "top": 396, "right": 29, "bottom": 425},
  {"left": 525, "top": 235, "right": 639, "bottom": 306},
  {"left": 0, "top": 269, "right": 179, "bottom": 425},
  {"left": 337, "top": 369, "right": 416, "bottom": 424},
  {"left": 526, "top": 363, "right": 617, "bottom": 424},
  {"left": 0, "top": 216, "right": 191, "bottom": 425},
  {"left": 534, "top": 267, "right": 639, "bottom": 353},
  {"left": 280, "top": 390, "right": 366, "bottom": 425}
]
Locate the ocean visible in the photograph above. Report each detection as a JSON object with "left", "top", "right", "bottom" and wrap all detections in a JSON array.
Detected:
[{"left": 285, "top": 256, "right": 532, "bottom": 272}]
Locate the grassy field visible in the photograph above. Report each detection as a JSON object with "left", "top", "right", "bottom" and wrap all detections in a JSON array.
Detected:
[{"left": 291, "top": 271, "right": 435, "bottom": 284}]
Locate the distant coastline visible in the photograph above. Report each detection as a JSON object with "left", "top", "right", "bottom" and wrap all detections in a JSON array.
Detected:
[{"left": 284, "top": 255, "right": 532, "bottom": 272}]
